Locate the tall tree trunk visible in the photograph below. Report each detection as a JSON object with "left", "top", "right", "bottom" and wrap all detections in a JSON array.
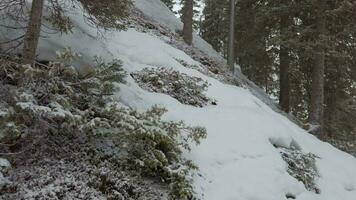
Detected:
[
  {"left": 309, "top": 0, "right": 326, "bottom": 136},
  {"left": 279, "top": 14, "right": 290, "bottom": 113},
  {"left": 182, "top": 0, "right": 193, "bottom": 45},
  {"left": 23, "top": 0, "right": 44, "bottom": 65},
  {"left": 227, "top": 0, "right": 236, "bottom": 72}
]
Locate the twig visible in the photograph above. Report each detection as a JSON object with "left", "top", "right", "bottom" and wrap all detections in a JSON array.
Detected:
[
  {"left": 0, "top": 150, "right": 26, "bottom": 156},
  {"left": 0, "top": 34, "right": 25, "bottom": 44}
]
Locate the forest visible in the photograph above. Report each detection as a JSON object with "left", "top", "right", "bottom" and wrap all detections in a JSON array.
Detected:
[{"left": 164, "top": 0, "right": 356, "bottom": 149}]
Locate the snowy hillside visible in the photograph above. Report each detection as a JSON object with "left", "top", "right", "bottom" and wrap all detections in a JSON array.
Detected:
[{"left": 1, "top": 0, "right": 356, "bottom": 200}]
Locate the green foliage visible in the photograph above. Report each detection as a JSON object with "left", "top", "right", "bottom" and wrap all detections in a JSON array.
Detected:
[
  {"left": 45, "top": 1, "right": 74, "bottom": 33},
  {"left": 78, "top": 0, "right": 133, "bottom": 30}
]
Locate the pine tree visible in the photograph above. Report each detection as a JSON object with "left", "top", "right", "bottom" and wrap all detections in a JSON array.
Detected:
[
  {"left": 279, "top": 1, "right": 292, "bottom": 113},
  {"left": 235, "top": 0, "right": 277, "bottom": 94},
  {"left": 22, "top": 0, "right": 44, "bottom": 65},
  {"left": 321, "top": 0, "right": 356, "bottom": 139},
  {"left": 182, "top": 0, "right": 194, "bottom": 45},
  {"left": 309, "top": 0, "right": 326, "bottom": 136},
  {"left": 178, "top": 0, "right": 203, "bottom": 33},
  {"left": 227, "top": 0, "right": 236, "bottom": 72},
  {"left": 200, "top": 0, "right": 356, "bottom": 141},
  {"left": 201, "top": 0, "right": 229, "bottom": 54}
]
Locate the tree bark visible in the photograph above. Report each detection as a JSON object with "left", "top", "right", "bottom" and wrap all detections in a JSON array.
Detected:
[
  {"left": 227, "top": 0, "right": 236, "bottom": 72},
  {"left": 23, "top": 0, "right": 44, "bottom": 65},
  {"left": 279, "top": 14, "right": 290, "bottom": 113},
  {"left": 309, "top": 0, "right": 326, "bottom": 136},
  {"left": 182, "top": 0, "right": 193, "bottom": 45}
]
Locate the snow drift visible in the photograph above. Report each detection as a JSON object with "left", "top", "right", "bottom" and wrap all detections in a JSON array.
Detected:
[{"left": 1, "top": 0, "right": 356, "bottom": 199}]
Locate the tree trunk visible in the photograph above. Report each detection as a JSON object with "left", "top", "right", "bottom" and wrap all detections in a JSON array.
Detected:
[
  {"left": 182, "top": 0, "right": 193, "bottom": 45},
  {"left": 309, "top": 0, "right": 326, "bottom": 136},
  {"left": 279, "top": 14, "right": 290, "bottom": 113},
  {"left": 23, "top": 0, "right": 44, "bottom": 65},
  {"left": 227, "top": 0, "right": 236, "bottom": 72}
]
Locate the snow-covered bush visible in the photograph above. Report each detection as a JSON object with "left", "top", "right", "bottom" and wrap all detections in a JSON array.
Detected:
[
  {"left": 131, "top": 67, "right": 216, "bottom": 107},
  {"left": 1, "top": 132, "right": 167, "bottom": 200},
  {"left": 86, "top": 103, "right": 207, "bottom": 199},
  {"left": 175, "top": 59, "right": 203, "bottom": 72},
  {"left": 0, "top": 53, "right": 125, "bottom": 144},
  {"left": 328, "top": 138, "right": 356, "bottom": 157},
  {"left": 176, "top": 58, "right": 221, "bottom": 77},
  {"left": 279, "top": 147, "right": 320, "bottom": 193},
  {"left": 0, "top": 53, "right": 206, "bottom": 199}
]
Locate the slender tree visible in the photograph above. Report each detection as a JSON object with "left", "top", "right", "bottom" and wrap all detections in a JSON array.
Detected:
[
  {"left": 22, "top": 0, "right": 44, "bottom": 65},
  {"left": 182, "top": 0, "right": 193, "bottom": 45},
  {"left": 279, "top": 10, "right": 291, "bottom": 113},
  {"left": 227, "top": 0, "right": 236, "bottom": 72},
  {"left": 309, "top": 0, "right": 326, "bottom": 136}
]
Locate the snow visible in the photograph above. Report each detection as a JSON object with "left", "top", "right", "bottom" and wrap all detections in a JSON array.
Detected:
[
  {"left": 0, "top": 158, "right": 10, "bottom": 172},
  {"left": 0, "top": 173, "right": 9, "bottom": 189},
  {"left": 16, "top": 102, "right": 52, "bottom": 113},
  {"left": 0, "top": 111, "right": 7, "bottom": 117},
  {"left": 0, "top": 158, "right": 11, "bottom": 190},
  {"left": 134, "top": 0, "right": 227, "bottom": 64},
  {"left": 1, "top": 0, "right": 356, "bottom": 199}
]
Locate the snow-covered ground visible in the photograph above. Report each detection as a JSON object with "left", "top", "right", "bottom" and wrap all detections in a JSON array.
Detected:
[
  {"left": 0, "top": 158, "right": 10, "bottom": 190},
  {"left": 134, "top": 0, "right": 226, "bottom": 64},
  {"left": 1, "top": 0, "right": 356, "bottom": 199}
]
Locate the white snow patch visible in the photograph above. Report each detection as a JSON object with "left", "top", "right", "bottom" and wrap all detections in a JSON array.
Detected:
[
  {"left": 0, "top": 158, "right": 10, "bottom": 172},
  {"left": 0, "top": 173, "right": 10, "bottom": 189},
  {"left": 16, "top": 102, "right": 52, "bottom": 113},
  {"left": 0, "top": 158, "right": 11, "bottom": 190},
  {"left": 0, "top": 111, "right": 7, "bottom": 117},
  {"left": 133, "top": 0, "right": 229, "bottom": 65}
]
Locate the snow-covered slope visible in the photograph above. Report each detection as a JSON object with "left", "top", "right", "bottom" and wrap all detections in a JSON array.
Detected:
[
  {"left": 2, "top": 0, "right": 356, "bottom": 199},
  {"left": 134, "top": 0, "right": 224, "bottom": 63}
]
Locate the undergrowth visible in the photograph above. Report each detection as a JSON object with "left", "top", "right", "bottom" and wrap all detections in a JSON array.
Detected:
[
  {"left": 0, "top": 51, "right": 206, "bottom": 200},
  {"left": 131, "top": 67, "right": 216, "bottom": 107}
]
